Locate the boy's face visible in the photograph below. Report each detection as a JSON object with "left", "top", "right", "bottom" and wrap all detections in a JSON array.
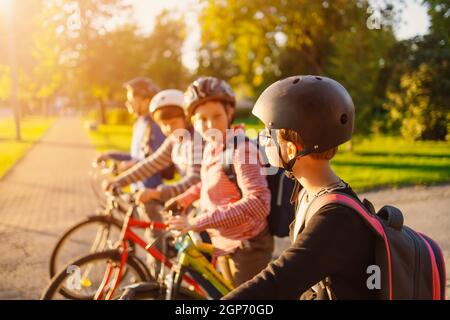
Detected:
[
  {"left": 191, "top": 100, "right": 233, "bottom": 143},
  {"left": 125, "top": 89, "right": 148, "bottom": 116},
  {"left": 154, "top": 116, "right": 186, "bottom": 137},
  {"left": 260, "top": 128, "right": 297, "bottom": 168}
]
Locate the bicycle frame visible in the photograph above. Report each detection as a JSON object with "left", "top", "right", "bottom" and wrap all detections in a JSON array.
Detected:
[
  {"left": 93, "top": 204, "right": 205, "bottom": 300},
  {"left": 168, "top": 234, "right": 235, "bottom": 300}
]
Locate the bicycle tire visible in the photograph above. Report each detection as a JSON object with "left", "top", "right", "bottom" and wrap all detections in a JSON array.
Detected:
[
  {"left": 49, "top": 215, "right": 134, "bottom": 278},
  {"left": 42, "top": 249, "right": 149, "bottom": 300}
]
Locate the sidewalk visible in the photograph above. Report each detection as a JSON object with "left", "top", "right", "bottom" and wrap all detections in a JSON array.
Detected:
[{"left": 0, "top": 116, "right": 98, "bottom": 299}]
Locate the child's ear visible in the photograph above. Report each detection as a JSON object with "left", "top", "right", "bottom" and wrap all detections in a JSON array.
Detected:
[
  {"left": 286, "top": 141, "right": 304, "bottom": 160},
  {"left": 286, "top": 141, "right": 298, "bottom": 161},
  {"left": 226, "top": 105, "right": 235, "bottom": 122}
]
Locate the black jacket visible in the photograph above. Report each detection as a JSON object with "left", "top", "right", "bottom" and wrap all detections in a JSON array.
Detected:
[{"left": 223, "top": 186, "right": 376, "bottom": 300}]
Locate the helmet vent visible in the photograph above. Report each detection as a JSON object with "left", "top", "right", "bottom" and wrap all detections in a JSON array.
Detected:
[
  {"left": 315, "top": 76, "right": 322, "bottom": 80},
  {"left": 340, "top": 114, "right": 348, "bottom": 124},
  {"left": 292, "top": 78, "right": 300, "bottom": 84}
]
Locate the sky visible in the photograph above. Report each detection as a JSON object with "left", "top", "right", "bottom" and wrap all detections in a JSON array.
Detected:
[{"left": 128, "top": 0, "right": 431, "bottom": 71}]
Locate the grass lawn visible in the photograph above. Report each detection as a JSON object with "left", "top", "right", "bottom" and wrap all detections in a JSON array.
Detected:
[
  {"left": 85, "top": 122, "right": 132, "bottom": 153},
  {"left": 333, "top": 136, "right": 450, "bottom": 191},
  {"left": 84, "top": 119, "right": 450, "bottom": 192},
  {"left": 0, "top": 116, "right": 55, "bottom": 178}
]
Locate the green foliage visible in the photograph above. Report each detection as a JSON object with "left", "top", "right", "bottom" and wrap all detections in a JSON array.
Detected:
[
  {"left": 0, "top": 0, "right": 447, "bottom": 142},
  {"left": 197, "top": 0, "right": 397, "bottom": 135},
  {"left": 384, "top": 0, "right": 449, "bottom": 140},
  {"left": 0, "top": 1, "right": 189, "bottom": 120},
  {"left": 385, "top": 64, "right": 447, "bottom": 140}
]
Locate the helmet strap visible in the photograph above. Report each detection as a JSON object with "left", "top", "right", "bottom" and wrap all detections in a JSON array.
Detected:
[{"left": 277, "top": 140, "right": 311, "bottom": 173}]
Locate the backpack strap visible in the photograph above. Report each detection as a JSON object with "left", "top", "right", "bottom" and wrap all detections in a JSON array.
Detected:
[
  {"left": 305, "top": 192, "right": 384, "bottom": 237},
  {"left": 303, "top": 192, "right": 394, "bottom": 300},
  {"left": 221, "top": 136, "right": 251, "bottom": 197}
]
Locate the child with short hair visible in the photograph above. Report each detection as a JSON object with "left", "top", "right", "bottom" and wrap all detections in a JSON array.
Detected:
[{"left": 223, "top": 75, "right": 376, "bottom": 300}]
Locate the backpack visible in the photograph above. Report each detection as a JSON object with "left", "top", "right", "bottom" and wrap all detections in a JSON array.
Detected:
[
  {"left": 222, "top": 136, "right": 296, "bottom": 238},
  {"left": 303, "top": 191, "right": 446, "bottom": 300}
]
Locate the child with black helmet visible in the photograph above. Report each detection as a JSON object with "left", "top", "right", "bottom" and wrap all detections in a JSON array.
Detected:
[{"left": 223, "top": 75, "right": 376, "bottom": 300}]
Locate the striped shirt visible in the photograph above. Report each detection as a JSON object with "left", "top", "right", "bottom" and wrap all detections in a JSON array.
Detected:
[
  {"left": 114, "top": 129, "right": 203, "bottom": 202},
  {"left": 174, "top": 133, "right": 271, "bottom": 255}
]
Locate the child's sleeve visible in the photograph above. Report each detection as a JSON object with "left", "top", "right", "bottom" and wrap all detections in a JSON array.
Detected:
[
  {"left": 222, "top": 206, "right": 372, "bottom": 300},
  {"left": 173, "top": 182, "right": 202, "bottom": 208},
  {"left": 193, "top": 141, "right": 271, "bottom": 231},
  {"left": 114, "top": 137, "right": 174, "bottom": 187},
  {"left": 156, "top": 141, "right": 202, "bottom": 202},
  {"left": 103, "top": 152, "right": 133, "bottom": 161}
]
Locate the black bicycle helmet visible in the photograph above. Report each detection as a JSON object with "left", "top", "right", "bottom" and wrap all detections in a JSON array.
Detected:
[
  {"left": 123, "top": 77, "right": 160, "bottom": 99},
  {"left": 184, "top": 76, "right": 236, "bottom": 119},
  {"left": 252, "top": 75, "right": 355, "bottom": 171}
]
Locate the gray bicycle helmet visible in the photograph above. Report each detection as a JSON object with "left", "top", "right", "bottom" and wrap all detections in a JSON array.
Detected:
[
  {"left": 252, "top": 75, "right": 355, "bottom": 171},
  {"left": 184, "top": 76, "right": 236, "bottom": 119},
  {"left": 123, "top": 77, "right": 160, "bottom": 99}
]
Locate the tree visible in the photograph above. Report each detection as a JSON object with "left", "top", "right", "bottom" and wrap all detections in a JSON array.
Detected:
[
  {"left": 41, "top": 0, "right": 133, "bottom": 122},
  {"left": 385, "top": 0, "right": 449, "bottom": 140},
  {"left": 143, "top": 10, "right": 189, "bottom": 89},
  {"left": 0, "top": 0, "right": 45, "bottom": 114},
  {"left": 34, "top": 2, "right": 189, "bottom": 123},
  {"left": 31, "top": 3, "right": 66, "bottom": 115},
  {"left": 386, "top": 64, "right": 440, "bottom": 140},
  {"left": 197, "top": 0, "right": 397, "bottom": 133}
]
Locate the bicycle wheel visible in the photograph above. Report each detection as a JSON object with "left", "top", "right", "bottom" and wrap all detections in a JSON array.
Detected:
[
  {"left": 49, "top": 216, "right": 134, "bottom": 278},
  {"left": 42, "top": 250, "right": 150, "bottom": 300}
]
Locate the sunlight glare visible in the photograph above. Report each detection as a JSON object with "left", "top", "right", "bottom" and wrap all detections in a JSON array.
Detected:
[{"left": 0, "top": 0, "right": 12, "bottom": 13}]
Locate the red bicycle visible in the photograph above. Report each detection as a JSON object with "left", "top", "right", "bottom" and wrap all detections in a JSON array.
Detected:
[{"left": 41, "top": 187, "right": 206, "bottom": 300}]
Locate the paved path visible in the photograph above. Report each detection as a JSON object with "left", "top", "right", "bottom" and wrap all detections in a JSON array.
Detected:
[
  {"left": 0, "top": 116, "right": 98, "bottom": 299},
  {"left": 0, "top": 116, "right": 448, "bottom": 299}
]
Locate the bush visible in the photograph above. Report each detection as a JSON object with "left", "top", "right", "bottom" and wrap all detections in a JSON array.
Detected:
[{"left": 385, "top": 64, "right": 448, "bottom": 141}]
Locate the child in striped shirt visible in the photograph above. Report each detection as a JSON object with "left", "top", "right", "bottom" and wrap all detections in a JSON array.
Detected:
[
  {"left": 107, "top": 89, "right": 202, "bottom": 204},
  {"left": 104, "top": 89, "right": 203, "bottom": 278}
]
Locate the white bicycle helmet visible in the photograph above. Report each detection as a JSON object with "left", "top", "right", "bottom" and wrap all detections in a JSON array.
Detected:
[{"left": 149, "top": 89, "right": 185, "bottom": 115}]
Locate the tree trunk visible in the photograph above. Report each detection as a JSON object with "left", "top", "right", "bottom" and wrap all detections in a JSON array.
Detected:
[{"left": 98, "top": 99, "right": 107, "bottom": 125}]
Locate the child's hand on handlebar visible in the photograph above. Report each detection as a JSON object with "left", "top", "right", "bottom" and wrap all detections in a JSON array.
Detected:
[
  {"left": 167, "top": 215, "right": 197, "bottom": 235},
  {"left": 163, "top": 198, "right": 185, "bottom": 214},
  {"left": 96, "top": 153, "right": 109, "bottom": 163},
  {"left": 135, "top": 188, "right": 161, "bottom": 204},
  {"left": 102, "top": 178, "right": 119, "bottom": 192}
]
